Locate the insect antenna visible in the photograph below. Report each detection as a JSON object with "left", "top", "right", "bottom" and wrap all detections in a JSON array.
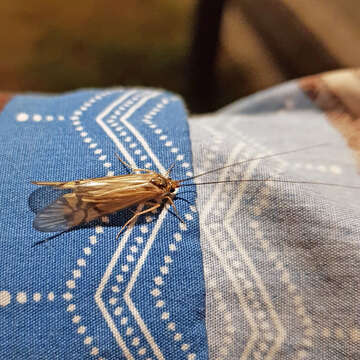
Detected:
[
  {"left": 177, "top": 143, "right": 328, "bottom": 182},
  {"left": 180, "top": 179, "right": 360, "bottom": 190},
  {"left": 32, "top": 230, "right": 69, "bottom": 247}
]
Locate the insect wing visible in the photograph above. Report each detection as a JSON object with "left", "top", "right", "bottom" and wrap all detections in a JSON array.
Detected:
[{"left": 33, "top": 173, "right": 164, "bottom": 232}]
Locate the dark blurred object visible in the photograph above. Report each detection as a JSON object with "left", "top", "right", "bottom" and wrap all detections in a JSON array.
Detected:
[
  {"left": 188, "top": 0, "right": 227, "bottom": 113},
  {"left": 0, "top": 1, "right": 360, "bottom": 113},
  {"left": 187, "top": 0, "right": 343, "bottom": 113}
]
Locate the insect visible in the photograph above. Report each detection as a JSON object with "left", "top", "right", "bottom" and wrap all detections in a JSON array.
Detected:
[{"left": 32, "top": 145, "right": 358, "bottom": 243}]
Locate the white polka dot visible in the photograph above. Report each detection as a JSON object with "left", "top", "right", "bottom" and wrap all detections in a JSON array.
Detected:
[
  {"left": 179, "top": 222, "right": 187, "bottom": 231},
  {"left": 67, "top": 304, "right": 76, "bottom": 312},
  {"left": 0, "top": 291, "right": 11, "bottom": 306},
  {"left": 125, "top": 136, "right": 132, "bottom": 142},
  {"left": 351, "top": 327, "right": 360, "bottom": 342},
  {"left": 138, "top": 348, "right": 147, "bottom": 355},
  {"left": 155, "top": 129, "right": 162, "bottom": 134},
  {"left": 134, "top": 149, "right": 141, "bottom": 155},
  {"left": 114, "top": 306, "right": 122, "bottom": 316},
  {"left": 89, "top": 235, "right": 97, "bottom": 245},
  {"left": 156, "top": 300, "right": 165, "bottom": 308},
  {"left": 135, "top": 237, "right": 143, "bottom": 244},
  {"left": 169, "top": 243, "right": 176, "bottom": 251},
  {"left": 140, "top": 155, "right": 147, "bottom": 161},
  {"left": 335, "top": 328, "right": 344, "bottom": 339},
  {"left": 101, "top": 216, "right": 109, "bottom": 224},
  {"left": 72, "top": 315, "right": 81, "bottom": 323},
  {"left": 130, "top": 143, "right": 137, "bottom": 148},
  {"left": 120, "top": 317, "right": 128, "bottom": 325},
  {"left": 77, "top": 326, "right": 86, "bottom": 334},
  {"left": 33, "top": 292, "right": 41, "bottom": 302},
  {"left": 47, "top": 292, "right": 55, "bottom": 301},
  {"left": 182, "top": 162, "right": 190, "bottom": 168},
  {"left": 151, "top": 288, "right": 161, "bottom": 297},
  {"left": 122, "top": 265, "right": 129, "bottom": 272},
  {"left": 109, "top": 297, "right": 117, "bottom": 305},
  {"left": 73, "top": 121, "right": 81, "bottom": 125},
  {"left": 76, "top": 126, "right": 84, "bottom": 131},
  {"left": 80, "top": 132, "right": 88, "bottom": 137},
  {"left": 66, "top": 280, "right": 76, "bottom": 289},
  {"left": 145, "top": 163, "right": 152, "bottom": 169},
  {"left": 77, "top": 258, "right": 86, "bottom": 266},
  {"left": 127, "top": 255, "right": 135, "bottom": 262},
  {"left": 126, "top": 327, "right": 134, "bottom": 336},
  {"left": 174, "top": 233, "right": 182, "bottom": 242},
  {"left": 154, "top": 276, "right": 163, "bottom": 285},
  {"left": 164, "top": 256, "right": 172, "bottom": 264},
  {"left": 161, "top": 312, "right": 169, "bottom": 320},
  {"left": 330, "top": 165, "right": 342, "bottom": 174},
  {"left": 132, "top": 337, "right": 140, "bottom": 346},
  {"left": 16, "top": 113, "right": 29, "bottom": 122},
  {"left": 171, "top": 148, "right": 179, "bottom": 153},
  {"left": 176, "top": 154, "right": 184, "bottom": 161},
  {"left": 107, "top": 171, "right": 115, "bottom": 176},
  {"left": 140, "top": 225, "right": 148, "bottom": 233},
  {"left": 98, "top": 154, "right": 106, "bottom": 160},
  {"left": 185, "top": 213, "right": 193, "bottom": 221},
  {"left": 63, "top": 292, "right": 73, "bottom": 301},
  {"left": 160, "top": 266, "right": 169, "bottom": 275},
  {"left": 95, "top": 226, "right": 104, "bottom": 233},
  {"left": 46, "top": 115, "right": 54, "bottom": 121},
  {"left": 181, "top": 344, "right": 190, "bottom": 351},
  {"left": 84, "top": 336, "right": 93, "bottom": 345},
  {"left": 159, "top": 135, "right": 167, "bottom": 140},
  {"left": 90, "top": 347, "right": 99, "bottom": 356},
  {"left": 58, "top": 115, "right": 65, "bottom": 121},
  {"left": 116, "top": 275, "right": 124, "bottom": 282},
  {"left": 168, "top": 322, "right": 175, "bottom": 331},
  {"left": 165, "top": 141, "right": 173, "bottom": 147},
  {"left": 83, "top": 247, "right": 91, "bottom": 255},
  {"left": 16, "top": 292, "right": 27, "bottom": 304},
  {"left": 89, "top": 143, "right": 97, "bottom": 148},
  {"left": 104, "top": 162, "right": 112, "bottom": 168},
  {"left": 174, "top": 333, "right": 182, "bottom": 341}
]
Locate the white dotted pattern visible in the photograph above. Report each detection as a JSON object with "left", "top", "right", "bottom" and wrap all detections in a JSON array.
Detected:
[{"left": 16, "top": 113, "right": 65, "bottom": 122}]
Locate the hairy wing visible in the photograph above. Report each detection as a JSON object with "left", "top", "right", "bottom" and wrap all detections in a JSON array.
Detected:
[
  {"left": 33, "top": 174, "right": 164, "bottom": 232},
  {"left": 32, "top": 173, "right": 162, "bottom": 199}
]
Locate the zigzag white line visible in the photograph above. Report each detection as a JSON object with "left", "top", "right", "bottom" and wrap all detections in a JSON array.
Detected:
[
  {"left": 123, "top": 208, "right": 168, "bottom": 360},
  {"left": 94, "top": 91, "right": 167, "bottom": 360},
  {"left": 94, "top": 92, "right": 150, "bottom": 359},
  {"left": 224, "top": 120, "right": 286, "bottom": 359},
  {"left": 200, "top": 141, "right": 260, "bottom": 359},
  {"left": 118, "top": 100, "right": 166, "bottom": 174},
  {"left": 95, "top": 90, "right": 156, "bottom": 168}
]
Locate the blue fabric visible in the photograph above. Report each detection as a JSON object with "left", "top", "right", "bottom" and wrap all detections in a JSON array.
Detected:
[{"left": 0, "top": 89, "right": 207, "bottom": 359}]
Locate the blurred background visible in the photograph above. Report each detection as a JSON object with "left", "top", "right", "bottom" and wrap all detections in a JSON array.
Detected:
[{"left": 0, "top": 0, "right": 359, "bottom": 113}]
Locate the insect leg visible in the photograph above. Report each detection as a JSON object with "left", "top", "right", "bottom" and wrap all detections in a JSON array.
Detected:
[
  {"left": 115, "top": 153, "right": 152, "bottom": 173},
  {"left": 165, "top": 162, "right": 176, "bottom": 176},
  {"left": 115, "top": 203, "right": 161, "bottom": 240},
  {"left": 165, "top": 196, "right": 184, "bottom": 223}
]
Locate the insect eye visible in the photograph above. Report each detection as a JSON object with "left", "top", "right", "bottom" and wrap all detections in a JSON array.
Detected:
[{"left": 170, "top": 188, "right": 175, "bottom": 193}]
